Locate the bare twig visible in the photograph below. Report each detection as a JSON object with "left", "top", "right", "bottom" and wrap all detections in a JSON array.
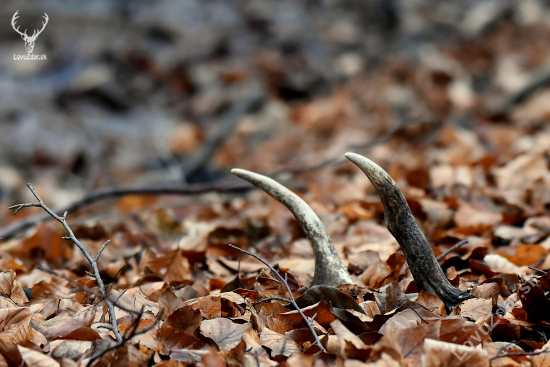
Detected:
[
  {"left": 181, "top": 91, "right": 264, "bottom": 182},
  {"left": 436, "top": 239, "right": 469, "bottom": 261},
  {"left": 37, "top": 266, "right": 140, "bottom": 316},
  {"left": 10, "top": 184, "right": 122, "bottom": 342},
  {"left": 345, "top": 153, "right": 469, "bottom": 310},
  {"left": 231, "top": 169, "right": 354, "bottom": 287},
  {"left": 86, "top": 308, "right": 163, "bottom": 367},
  {"left": 228, "top": 244, "right": 327, "bottom": 354},
  {"left": 0, "top": 179, "right": 261, "bottom": 240},
  {"left": 252, "top": 297, "right": 293, "bottom": 306}
]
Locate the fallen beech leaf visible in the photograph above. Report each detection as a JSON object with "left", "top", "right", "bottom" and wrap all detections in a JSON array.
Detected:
[
  {"left": 158, "top": 288, "right": 186, "bottom": 318},
  {"left": 497, "top": 244, "right": 547, "bottom": 266},
  {"left": 147, "top": 250, "right": 192, "bottom": 283},
  {"left": 198, "top": 350, "right": 226, "bottom": 367},
  {"left": 483, "top": 254, "right": 529, "bottom": 275},
  {"left": 0, "top": 307, "right": 47, "bottom": 347},
  {"left": 331, "top": 319, "right": 367, "bottom": 349},
  {"left": 286, "top": 353, "right": 315, "bottom": 367},
  {"left": 32, "top": 306, "right": 96, "bottom": 340},
  {"left": 454, "top": 202, "right": 502, "bottom": 227},
  {"left": 164, "top": 305, "right": 202, "bottom": 334},
  {"left": 13, "top": 223, "right": 72, "bottom": 266},
  {"left": 200, "top": 318, "right": 251, "bottom": 352},
  {"left": 17, "top": 345, "right": 60, "bottom": 367},
  {"left": 379, "top": 309, "right": 423, "bottom": 335},
  {"left": 0, "top": 270, "right": 28, "bottom": 305},
  {"left": 260, "top": 327, "right": 301, "bottom": 356},
  {"left": 158, "top": 327, "right": 206, "bottom": 351},
  {"left": 49, "top": 339, "right": 93, "bottom": 360},
  {"left": 421, "top": 338, "right": 489, "bottom": 367},
  {"left": 415, "top": 292, "right": 444, "bottom": 314},
  {"left": 517, "top": 281, "right": 550, "bottom": 323},
  {"left": 459, "top": 298, "right": 492, "bottom": 321}
]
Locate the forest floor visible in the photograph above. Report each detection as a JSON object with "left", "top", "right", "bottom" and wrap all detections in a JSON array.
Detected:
[{"left": 1, "top": 1, "right": 550, "bottom": 366}]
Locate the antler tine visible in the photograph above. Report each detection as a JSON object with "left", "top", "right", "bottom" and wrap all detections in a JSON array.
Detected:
[
  {"left": 34, "top": 13, "right": 49, "bottom": 37},
  {"left": 231, "top": 168, "right": 355, "bottom": 287},
  {"left": 344, "top": 153, "right": 468, "bottom": 309},
  {"left": 11, "top": 11, "right": 27, "bottom": 37}
]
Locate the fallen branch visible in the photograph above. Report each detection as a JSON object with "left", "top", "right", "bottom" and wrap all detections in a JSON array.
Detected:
[
  {"left": 0, "top": 179, "right": 258, "bottom": 240},
  {"left": 180, "top": 90, "right": 264, "bottom": 182},
  {"left": 228, "top": 244, "right": 327, "bottom": 354},
  {"left": 231, "top": 169, "right": 354, "bottom": 287},
  {"left": 345, "top": 153, "right": 469, "bottom": 309},
  {"left": 10, "top": 184, "right": 122, "bottom": 342}
]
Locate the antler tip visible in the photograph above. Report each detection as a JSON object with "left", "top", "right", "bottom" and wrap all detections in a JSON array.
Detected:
[{"left": 231, "top": 168, "right": 248, "bottom": 177}]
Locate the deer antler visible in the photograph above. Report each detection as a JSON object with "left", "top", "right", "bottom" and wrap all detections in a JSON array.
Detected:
[
  {"left": 345, "top": 153, "right": 468, "bottom": 309},
  {"left": 231, "top": 168, "right": 355, "bottom": 287},
  {"left": 11, "top": 11, "right": 27, "bottom": 38},
  {"left": 11, "top": 11, "right": 48, "bottom": 53},
  {"left": 31, "top": 13, "right": 49, "bottom": 39}
]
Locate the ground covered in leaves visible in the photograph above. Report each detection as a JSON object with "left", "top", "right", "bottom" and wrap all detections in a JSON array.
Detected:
[{"left": 2, "top": 1, "right": 550, "bottom": 366}]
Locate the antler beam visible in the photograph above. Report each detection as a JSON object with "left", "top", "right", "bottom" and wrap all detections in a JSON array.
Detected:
[
  {"left": 231, "top": 168, "right": 355, "bottom": 287},
  {"left": 345, "top": 153, "right": 468, "bottom": 309}
]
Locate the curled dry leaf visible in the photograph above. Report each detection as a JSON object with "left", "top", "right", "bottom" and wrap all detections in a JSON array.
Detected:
[{"left": 0, "top": 270, "right": 28, "bottom": 305}]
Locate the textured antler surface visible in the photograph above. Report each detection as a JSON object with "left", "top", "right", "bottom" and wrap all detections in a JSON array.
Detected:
[
  {"left": 345, "top": 153, "right": 468, "bottom": 309},
  {"left": 231, "top": 168, "right": 355, "bottom": 287}
]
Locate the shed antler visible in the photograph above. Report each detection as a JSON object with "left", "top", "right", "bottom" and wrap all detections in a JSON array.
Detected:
[
  {"left": 231, "top": 168, "right": 355, "bottom": 287},
  {"left": 11, "top": 11, "right": 49, "bottom": 53},
  {"left": 345, "top": 153, "right": 468, "bottom": 309}
]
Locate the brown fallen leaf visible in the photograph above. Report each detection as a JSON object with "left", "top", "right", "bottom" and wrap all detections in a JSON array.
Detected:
[
  {"left": 147, "top": 250, "right": 192, "bottom": 283},
  {"left": 199, "top": 318, "right": 251, "bottom": 352},
  {"left": 17, "top": 345, "right": 60, "bottom": 367},
  {"left": 421, "top": 338, "right": 489, "bottom": 367},
  {"left": 260, "top": 327, "right": 301, "bottom": 356},
  {"left": 0, "top": 270, "right": 28, "bottom": 305}
]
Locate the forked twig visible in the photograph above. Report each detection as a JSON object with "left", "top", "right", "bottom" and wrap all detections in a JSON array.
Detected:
[
  {"left": 10, "top": 184, "right": 122, "bottom": 342},
  {"left": 85, "top": 308, "right": 163, "bottom": 367},
  {"left": 345, "top": 153, "right": 469, "bottom": 310},
  {"left": 228, "top": 244, "right": 327, "bottom": 354},
  {"left": 231, "top": 169, "right": 354, "bottom": 287}
]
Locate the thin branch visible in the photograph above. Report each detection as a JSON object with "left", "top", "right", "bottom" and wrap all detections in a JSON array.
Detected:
[
  {"left": 228, "top": 244, "right": 327, "bottom": 354},
  {"left": 0, "top": 179, "right": 258, "bottom": 240},
  {"left": 180, "top": 90, "right": 264, "bottom": 182},
  {"left": 436, "top": 239, "right": 469, "bottom": 261},
  {"left": 10, "top": 185, "right": 122, "bottom": 342},
  {"left": 252, "top": 297, "right": 293, "bottom": 306},
  {"left": 37, "top": 266, "right": 140, "bottom": 316},
  {"left": 86, "top": 308, "right": 163, "bottom": 367}
]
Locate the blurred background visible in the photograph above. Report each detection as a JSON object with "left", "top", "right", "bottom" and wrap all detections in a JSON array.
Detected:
[{"left": 1, "top": 0, "right": 550, "bottom": 227}]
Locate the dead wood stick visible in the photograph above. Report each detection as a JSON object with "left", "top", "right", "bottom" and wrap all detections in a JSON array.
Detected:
[
  {"left": 231, "top": 168, "right": 355, "bottom": 287},
  {"left": 0, "top": 179, "right": 259, "bottom": 240},
  {"left": 345, "top": 153, "right": 469, "bottom": 309}
]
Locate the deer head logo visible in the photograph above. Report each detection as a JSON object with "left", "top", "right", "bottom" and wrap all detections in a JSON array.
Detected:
[{"left": 11, "top": 11, "right": 49, "bottom": 54}]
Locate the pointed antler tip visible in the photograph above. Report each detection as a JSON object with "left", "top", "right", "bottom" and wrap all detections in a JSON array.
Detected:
[
  {"left": 231, "top": 168, "right": 249, "bottom": 177},
  {"left": 345, "top": 152, "right": 376, "bottom": 169}
]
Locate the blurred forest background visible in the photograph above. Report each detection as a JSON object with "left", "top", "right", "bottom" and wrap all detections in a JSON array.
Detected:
[{"left": 1, "top": 0, "right": 548, "bottom": 220}]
